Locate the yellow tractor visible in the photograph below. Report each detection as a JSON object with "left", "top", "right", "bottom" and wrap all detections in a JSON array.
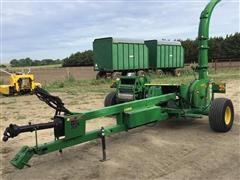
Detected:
[{"left": 0, "top": 69, "right": 41, "bottom": 96}]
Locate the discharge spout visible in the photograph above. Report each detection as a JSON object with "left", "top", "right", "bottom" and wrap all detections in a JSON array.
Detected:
[{"left": 198, "top": 0, "right": 221, "bottom": 79}]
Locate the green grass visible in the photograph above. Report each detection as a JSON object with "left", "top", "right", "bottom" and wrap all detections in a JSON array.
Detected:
[
  {"left": 4, "top": 64, "right": 62, "bottom": 69},
  {"left": 150, "top": 67, "right": 240, "bottom": 84},
  {"left": 44, "top": 75, "right": 112, "bottom": 94},
  {"left": 44, "top": 67, "right": 240, "bottom": 94}
]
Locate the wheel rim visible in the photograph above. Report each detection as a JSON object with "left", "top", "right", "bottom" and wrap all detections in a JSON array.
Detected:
[
  {"left": 175, "top": 70, "right": 180, "bottom": 77},
  {"left": 224, "top": 106, "right": 231, "bottom": 125}
]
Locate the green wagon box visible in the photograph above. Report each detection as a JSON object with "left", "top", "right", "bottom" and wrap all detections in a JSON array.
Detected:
[
  {"left": 145, "top": 40, "right": 184, "bottom": 75},
  {"left": 93, "top": 37, "right": 149, "bottom": 78}
]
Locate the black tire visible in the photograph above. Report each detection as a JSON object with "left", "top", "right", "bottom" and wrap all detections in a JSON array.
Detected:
[
  {"left": 104, "top": 91, "right": 117, "bottom": 107},
  {"left": 167, "top": 100, "right": 178, "bottom": 108},
  {"left": 173, "top": 69, "right": 181, "bottom": 77},
  {"left": 112, "top": 72, "right": 121, "bottom": 79},
  {"left": 9, "top": 86, "right": 15, "bottom": 96},
  {"left": 96, "top": 72, "right": 101, "bottom": 80},
  {"left": 96, "top": 72, "right": 106, "bottom": 80},
  {"left": 156, "top": 69, "right": 164, "bottom": 76},
  {"left": 209, "top": 98, "right": 234, "bottom": 132},
  {"left": 137, "top": 70, "right": 145, "bottom": 76}
]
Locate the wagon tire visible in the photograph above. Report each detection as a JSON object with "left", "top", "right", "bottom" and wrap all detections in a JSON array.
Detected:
[
  {"left": 173, "top": 69, "right": 181, "bottom": 77},
  {"left": 209, "top": 98, "right": 234, "bottom": 132},
  {"left": 104, "top": 91, "right": 118, "bottom": 107},
  {"left": 156, "top": 69, "right": 164, "bottom": 76},
  {"left": 112, "top": 72, "right": 121, "bottom": 79},
  {"left": 96, "top": 72, "right": 101, "bottom": 79},
  {"left": 137, "top": 70, "right": 145, "bottom": 76},
  {"left": 96, "top": 72, "right": 106, "bottom": 80}
]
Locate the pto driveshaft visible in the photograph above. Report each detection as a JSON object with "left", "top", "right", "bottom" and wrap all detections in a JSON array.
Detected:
[{"left": 2, "top": 118, "right": 64, "bottom": 142}]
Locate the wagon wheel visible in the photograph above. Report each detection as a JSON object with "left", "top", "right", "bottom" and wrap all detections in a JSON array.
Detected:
[
  {"left": 96, "top": 72, "right": 107, "bottom": 79},
  {"left": 137, "top": 70, "right": 145, "bottom": 77},
  {"left": 156, "top": 69, "right": 164, "bottom": 76},
  {"left": 112, "top": 72, "right": 121, "bottom": 79},
  {"left": 173, "top": 69, "right": 181, "bottom": 77}
]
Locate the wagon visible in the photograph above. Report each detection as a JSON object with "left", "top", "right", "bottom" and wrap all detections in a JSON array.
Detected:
[{"left": 93, "top": 37, "right": 184, "bottom": 78}]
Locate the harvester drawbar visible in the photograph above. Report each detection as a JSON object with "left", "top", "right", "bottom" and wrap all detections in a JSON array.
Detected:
[{"left": 2, "top": 0, "right": 234, "bottom": 170}]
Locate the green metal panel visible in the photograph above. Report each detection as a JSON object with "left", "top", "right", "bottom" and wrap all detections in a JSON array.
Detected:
[
  {"left": 129, "top": 44, "right": 133, "bottom": 69},
  {"left": 169, "top": 45, "right": 172, "bottom": 67},
  {"left": 123, "top": 43, "right": 128, "bottom": 69},
  {"left": 126, "top": 106, "right": 168, "bottom": 128},
  {"left": 145, "top": 40, "right": 157, "bottom": 68},
  {"left": 64, "top": 116, "right": 86, "bottom": 139},
  {"left": 173, "top": 46, "right": 176, "bottom": 67},
  {"left": 145, "top": 40, "right": 184, "bottom": 69},
  {"left": 134, "top": 44, "right": 139, "bottom": 68},
  {"left": 93, "top": 37, "right": 112, "bottom": 71},
  {"left": 144, "top": 45, "right": 148, "bottom": 68},
  {"left": 93, "top": 37, "right": 149, "bottom": 71},
  {"left": 176, "top": 46, "right": 179, "bottom": 67},
  {"left": 112, "top": 44, "right": 118, "bottom": 69},
  {"left": 139, "top": 45, "right": 144, "bottom": 68},
  {"left": 118, "top": 44, "right": 124, "bottom": 69},
  {"left": 10, "top": 146, "right": 34, "bottom": 169}
]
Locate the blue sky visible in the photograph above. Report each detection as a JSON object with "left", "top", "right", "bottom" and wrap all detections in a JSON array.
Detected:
[{"left": 1, "top": 0, "right": 239, "bottom": 63}]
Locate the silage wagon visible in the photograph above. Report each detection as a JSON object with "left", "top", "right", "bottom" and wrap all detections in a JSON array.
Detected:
[{"left": 93, "top": 37, "right": 184, "bottom": 79}]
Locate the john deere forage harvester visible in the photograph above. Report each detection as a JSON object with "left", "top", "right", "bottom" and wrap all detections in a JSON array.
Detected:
[{"left": 2, "top": 0, "right": 234, "bottom": 169}]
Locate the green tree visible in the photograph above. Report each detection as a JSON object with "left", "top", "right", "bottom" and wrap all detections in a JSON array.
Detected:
[{"left": 62, "top": 50, "right": 94, "bottom": 67}]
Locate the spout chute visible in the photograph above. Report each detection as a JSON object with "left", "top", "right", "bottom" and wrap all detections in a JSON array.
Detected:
[{"left": 198, "top": 0, "right": 221, "bottom": 79}]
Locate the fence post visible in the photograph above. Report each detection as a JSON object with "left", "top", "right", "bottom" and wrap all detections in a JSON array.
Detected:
[
  {"left": 214, "top": 59, "right": 217, "bottom": 73},
  {"left": 66, "top": 68, "right": 70, "bottom": 79}
]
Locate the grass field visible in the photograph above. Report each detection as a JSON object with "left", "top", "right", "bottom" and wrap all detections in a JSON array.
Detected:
[
  {"left": 2, "top": 64, "right": 62, "bottom": 69},
  {"left": 44, "top": 67, "right": 240, "bottom": 94}
]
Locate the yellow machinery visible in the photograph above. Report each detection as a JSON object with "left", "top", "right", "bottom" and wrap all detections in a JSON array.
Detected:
[{"left": 0, "top": 69, "right": 41, "bottom": 96}]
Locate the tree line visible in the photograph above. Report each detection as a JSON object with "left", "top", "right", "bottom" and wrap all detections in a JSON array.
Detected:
[
  {"left": 10, "top": 58, "right": 62, "bottom": 67},
  {"left": 8, "top": 33, "right": 239, "bottom": 67},
  {"left": 181, "top": 32, "right": 240, "bottom": 63},
  {"left": 9, "top": 50, "right": 94, "bottom": 67},
  {"left": 62, "top": 50, "right": 93, "bottom": 67}
]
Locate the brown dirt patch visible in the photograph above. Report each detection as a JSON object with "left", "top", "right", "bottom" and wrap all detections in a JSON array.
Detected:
[{"left": 0, "top": 80, "right": 239, "bottom": 180}]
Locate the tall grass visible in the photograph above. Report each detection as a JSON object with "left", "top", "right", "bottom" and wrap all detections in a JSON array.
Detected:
[
  {"left": 44, "top": 67, "right": 240, "bottom": 94},
  {"left": 44, "top": 75, "right": 112, "bottom": 94}
]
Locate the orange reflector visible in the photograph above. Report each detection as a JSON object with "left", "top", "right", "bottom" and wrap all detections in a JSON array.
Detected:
[{"left": 219, "top": 84, "right": 225, "bottom": 91}]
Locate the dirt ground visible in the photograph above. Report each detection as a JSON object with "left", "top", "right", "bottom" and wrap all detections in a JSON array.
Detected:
[{"left": 0, "top": 80, "right": 239, "bottom": 180}]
